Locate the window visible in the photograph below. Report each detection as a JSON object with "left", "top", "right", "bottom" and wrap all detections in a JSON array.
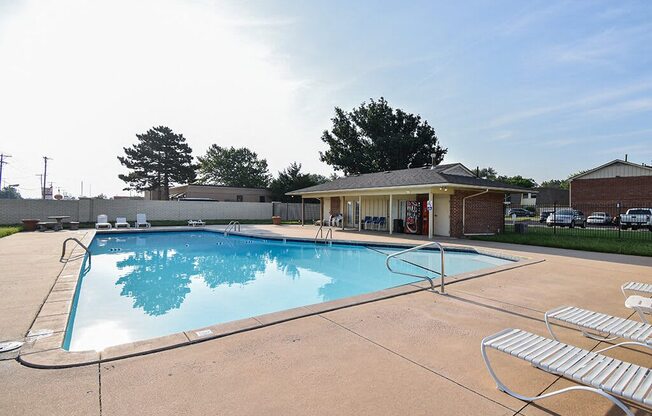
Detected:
[
  {"left": 259, "top": 196, "right": 265, "bottom": 202},
  {"left": 236, "top": 195, "right": 243, "bottom": 202}
]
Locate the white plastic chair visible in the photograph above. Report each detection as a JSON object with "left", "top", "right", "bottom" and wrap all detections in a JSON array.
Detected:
[
  {"left": 95, "top": 214, "right": 112, "bottom": 230},
  {"left": 115, "top": 217, "right": 130, "bottom": 228},
  {"left": 135, "top": 213, "right": 151, "bottom": 228}
]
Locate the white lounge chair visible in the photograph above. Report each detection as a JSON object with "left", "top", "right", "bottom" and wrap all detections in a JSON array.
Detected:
[
  {"left": 187, "top": 220, "right": 205, "bottom": 227},
  {"left": 482, "top": 328, "right": 651, "bottom": 416},
  {"left": 622, "top": 282, "right": 652, "bottom": 298},
  {"left": 115, "top": 217, "right": 130, "bottom": 229},
  {"left": 135, "top": 213, "right": 151, "bottom": 228},
  {"left": 544, "top": 305, "right": 652, "bottom": 350},
  {"left": 95, "top": 215, "right": 112, "bottom": 230}
]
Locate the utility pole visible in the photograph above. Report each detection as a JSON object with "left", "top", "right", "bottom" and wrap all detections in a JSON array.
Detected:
[
  {"left": 0, "top": 153, "right": 11, "bottom": 188},
  {"left": 42, "top": 156, "right": 52, "bottom": 199}
]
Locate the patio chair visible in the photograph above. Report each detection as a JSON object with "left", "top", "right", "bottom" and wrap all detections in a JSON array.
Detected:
[
  {"left": 482, "top": 328, "right": 650, "bottom": 416},
  {"left": 377, "top": 217, "right": 386, "bottom": 230},
  {"left": 625, "top": 295, "right": 652, "bottom": 323},
  {"left": 371, "top": 217, "right": 380, "bottom": 230},
  {"left": 135, "top": 213, "right": 151, "bottom": 228},
  {"left": 187, "top": 219, "right": 205, "bottom": 227},
  {"left": 622, "top": 282, "right": 652, "bottom": 299},
  {"left": 544, "top": 305, "right": 652, "bottom": 351},
  {"left": 115, "top": 217, "right": 130, "bottom": 229},
  {"left": 95, "top": 215, "right": 112, "bottom": 230},
  {"left": 363, "top": 216, "right": 373, "bottom": 230}
]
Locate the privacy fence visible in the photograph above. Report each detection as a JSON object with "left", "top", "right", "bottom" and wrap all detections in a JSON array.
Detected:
[
  {"left": 0, "top": 199, "right": 320, "bottom": 225},
  {"left": 505, "top": 202, "right": 652, "bottom": 241}
]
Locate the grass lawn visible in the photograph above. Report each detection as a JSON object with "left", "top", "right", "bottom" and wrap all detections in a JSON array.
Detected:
[
  {"left": 472, "top": 229, "right": 652, "bottom": 257},
  {"left": 0, "top": 226, "right": 22, "bottom": 238}
]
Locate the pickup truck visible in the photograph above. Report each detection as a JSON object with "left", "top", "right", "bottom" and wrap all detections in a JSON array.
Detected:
[{"left": 619, "top": 208, "right": 652, "bottom": 231}]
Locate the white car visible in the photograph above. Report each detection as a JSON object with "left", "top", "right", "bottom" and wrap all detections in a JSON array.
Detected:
[
  {"left": 586, "top": 212, "right": 611, "bottom": 225},
  {"left": 546, "top": 209, "right": 586, "bottom": 228}
]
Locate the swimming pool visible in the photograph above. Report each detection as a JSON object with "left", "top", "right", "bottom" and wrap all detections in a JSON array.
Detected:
[{"left": 64, "top": 231, "right": 513, "bottom": 351}]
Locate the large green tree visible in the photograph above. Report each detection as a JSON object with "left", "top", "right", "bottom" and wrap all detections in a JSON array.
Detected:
[
  {"left": 320, "top": 97, "right": 447, "bottom": 174},
  {"left": 497, "top": 175, "right": 537, "bottom": 188},
  {"left": 198, "top": 145, "right": 272, "bottom": 188},
  {"left": 0, "top": 186, "right": 21, "bottom": 199},
  {"left": 118, "top": 126, "right": 196, "bottom": 200},
  {"left": 270, "top": 162, "right": 328, "bottom": 202}
]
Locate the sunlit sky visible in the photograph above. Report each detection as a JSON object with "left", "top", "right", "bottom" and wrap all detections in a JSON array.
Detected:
[{"left": 1, "top": 0, "right": 651, "bottom": 198}]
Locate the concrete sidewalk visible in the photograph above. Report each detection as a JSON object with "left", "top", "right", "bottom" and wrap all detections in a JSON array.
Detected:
[{"left": 1, "top": 226, "right": 651, "bottom": 415}]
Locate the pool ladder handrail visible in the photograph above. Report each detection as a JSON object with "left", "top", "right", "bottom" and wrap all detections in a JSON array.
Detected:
[
  {"left": 224, "top": 221, "right": 241, "bottom": 235},
  {"left": 385, "top": 241, "right": 445, "bottom": 293},
  {"left": 314, "top": 225, "right": 333, "bottom": 244},
  {"left": 60, "top": 237, "right": 91, "bottom": 266}
]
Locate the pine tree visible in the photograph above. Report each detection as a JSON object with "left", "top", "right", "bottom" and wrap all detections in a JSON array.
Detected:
[{"left": 118, "top": 126, "right": 196, "bottom": 199}]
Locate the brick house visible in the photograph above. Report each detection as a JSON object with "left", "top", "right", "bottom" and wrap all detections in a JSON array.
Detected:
[
  {"left": 569, "top": 159, "right": 652, "bottom": 213},
  {"left": 287, "top": 163, "right": 526, "bottom": 238}
]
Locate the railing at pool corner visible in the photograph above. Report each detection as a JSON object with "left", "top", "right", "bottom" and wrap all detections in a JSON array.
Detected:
[
  {"left": 385, "top": 241, "right": 445, "bottom": 293},
  {"left": 60, "top": 237, "right": 91, "bottom": 267},
  {"left": 223, "top": 221, "right": 241, "bottom": 235}
]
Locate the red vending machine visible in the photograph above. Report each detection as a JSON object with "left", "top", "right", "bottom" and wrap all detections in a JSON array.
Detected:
[{"left": 405, "top": 201, "right": 421, "bottom": 234}]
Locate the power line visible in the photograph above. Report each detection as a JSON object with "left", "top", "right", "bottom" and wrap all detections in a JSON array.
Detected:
[{"left": 0, "top": 153, "right": 12, "bottom": 188}]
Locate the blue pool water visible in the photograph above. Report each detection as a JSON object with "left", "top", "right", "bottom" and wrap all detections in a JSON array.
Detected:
[{"left": 64, "top": 231, "right": 512, "bottom": 351}]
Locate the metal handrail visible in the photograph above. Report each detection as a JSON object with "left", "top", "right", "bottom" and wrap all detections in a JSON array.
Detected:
[
  {"left": 61, "top": 237, "right": 91, "bottom": 266},
  {"left": 224, "top": 221, "right": 241, "bottom": 235},
  {"left": 385, "top": 241, "right": 445, "bottom": 293},
  {"left": 314, "top": 225, "right": 333, "bottom": 243}
]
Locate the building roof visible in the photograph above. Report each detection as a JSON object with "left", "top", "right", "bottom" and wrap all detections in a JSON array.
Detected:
[
  {"left": 570, "top": 159, "right": 652, "bottom": 181},
  {"left": 287, "top": 163, "right": 528, "bottom": 195}
]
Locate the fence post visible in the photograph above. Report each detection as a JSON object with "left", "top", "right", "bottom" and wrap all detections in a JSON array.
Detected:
[
  {"left": 553, "top": 201, "right": 557, "bottom": 235},
  {"left": 617, "top": 202, "right": 621, "bottom": 239}
]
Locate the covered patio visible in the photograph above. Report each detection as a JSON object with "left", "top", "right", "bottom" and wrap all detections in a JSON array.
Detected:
[{"left": 289, "top": 163, "right": 527, "bottom": 238}]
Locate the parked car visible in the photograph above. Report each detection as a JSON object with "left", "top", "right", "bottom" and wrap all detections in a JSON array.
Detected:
[
  {"left": 586, "top": 212, "right": 612, "bottom": 225},
  {"left": 507, "top": 208, "right": 534, "bottom": 217},
  {"left": 546, "top": 209, "right": 586, "bottom": 228},
  {"left": 619, "top": 208, "right": 652, "bottom": 231},
  {"left": 539, "top": 209, "right": 554, "bottom": 223}
]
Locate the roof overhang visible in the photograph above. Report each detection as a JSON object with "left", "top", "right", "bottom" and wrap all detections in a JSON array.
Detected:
[
  {"left": 287, "top": 182, "right": 524, "bottom": 197},
  {"left": 569, "top": 159, "right": 652, "bottom": 181}
]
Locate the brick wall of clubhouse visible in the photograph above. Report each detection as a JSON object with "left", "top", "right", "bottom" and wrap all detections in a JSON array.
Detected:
[
  {"left": 571, "top": 176, "right": 652, "bottom": 212},
  {"left": 450, "top": 191, "right": 504, "bottom": 237}
]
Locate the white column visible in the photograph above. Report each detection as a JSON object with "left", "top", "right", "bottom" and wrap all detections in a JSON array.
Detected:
[
  {"left": 340, "top": 196, "right": 345, "bottom": 230},
  {"left": 358, "top": 195, "right": 362, "bottom": 231},
  {"left": 428, "top": 192, "right": 434, "bottom": 239},
  {"left": 301, "top": 197, "right": 304, "bottom": 226},
  {"left": 320, "top": 197, "right": 324, "bottom": 225},
  {"left": 389, "top": 194, "right": 393, "bottom": 234}
]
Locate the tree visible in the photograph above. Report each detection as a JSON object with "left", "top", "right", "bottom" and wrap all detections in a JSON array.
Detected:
[
  {"left": 118, "top": 126, "right": 196, "bottom": 200},
  {"left": 198, "top": 145, "right": 271, "bottom": 188},
  {"left": 94, "top": 193, "right": 108, "bottom": 199},
  {"left": 497, "top": 175, "right": 537, "bottom": 188},
  {"left": 269, "top": 162, "right": 328, "bottom": 202},
  {"left": 540, "top": 179, "right": 569, "bottom": 190},
  {"left": 0, "top": 186, "right": 21, "bottom": 199},
  {"left": 476, "top": 167, "right": 498, "bottom": 180},
  {"left": 319, "top": 97, "right": 447, "bottom": 174}
]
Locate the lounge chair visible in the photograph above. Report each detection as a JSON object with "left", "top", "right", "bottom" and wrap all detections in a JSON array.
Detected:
[
  {"left": 482, "top": 328, "right": 651, "bottom": 415},
  {"left": 625, "top": 295, "right": 652, "bottom": 323},
  {"left": 544, "top": 305, "right": 652, "bottom": 350},
  {"left": 95, "top": 215, "right": 112, "bottom": 230},
  {"left": 115, "top": 217, "right": 130, "bottom": 229},
  {"left": 135, "top": 213, "right": 151, "bottom": 228},
  {"left": 187, "top": 219, "right": 205, "bottom": 227},
  {"left": 622, "top": 282, "right": 652, "bottom": 298}
]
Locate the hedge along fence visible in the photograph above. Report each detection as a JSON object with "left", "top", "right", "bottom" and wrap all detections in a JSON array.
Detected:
[{"left": 0, "top": 199, "right": 276, "bottom": 225}]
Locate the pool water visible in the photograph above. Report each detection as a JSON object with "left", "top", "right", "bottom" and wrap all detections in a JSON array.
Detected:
[{"left": 64, "top": 231, "right": 512, "bottom": 351}]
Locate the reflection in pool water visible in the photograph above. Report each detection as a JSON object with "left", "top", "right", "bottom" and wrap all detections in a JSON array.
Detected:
[{"left": 65, "top": 231, "right": 512, "bottom": 351}]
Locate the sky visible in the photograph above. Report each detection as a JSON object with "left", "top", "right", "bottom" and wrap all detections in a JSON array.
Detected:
[{"left": 0, "top": 0, "right": 651, "bottom": 198}]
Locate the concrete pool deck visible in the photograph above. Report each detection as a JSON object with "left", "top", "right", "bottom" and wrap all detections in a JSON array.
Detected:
[{"left": 1, "top": 224, "right": 651, "bottom": 415}]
